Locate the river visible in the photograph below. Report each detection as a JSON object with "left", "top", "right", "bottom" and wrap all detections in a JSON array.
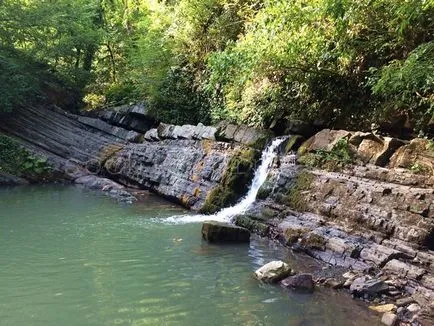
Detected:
[{"left": 0, "top": 185, "right": 379, "bottom": 325}]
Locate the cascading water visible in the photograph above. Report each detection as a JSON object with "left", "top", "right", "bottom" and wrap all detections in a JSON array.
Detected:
[{"left": 163, "top": 136, "right": 288, "bottom": 224}]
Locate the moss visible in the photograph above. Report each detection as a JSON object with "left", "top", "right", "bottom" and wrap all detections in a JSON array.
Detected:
[
  {"left": 249, "top": 130, "right": 275, "bottom": 150},
  {"left": 279, "top": 171, "right": 315, "bottom": 211},
  {"left": 300, "top": 232, "right": 326, "bottom": 250},
  {"left": 284, "top": 228, "right": 308, "bottom": 245},
  {"left": 283, "top": 135, "right": 305, "bottom": 154},
  {"left": 297, "top": 138, "right": 354, "bottom": 172},
  {"left": 235, "top": 215, "right": 269, "bottom": 236},
  {"left": 98, "top": 144, "right": 124, "bottom": 165},
  {"left": 201, "top": 147, "right": 258, "bottom": 213}
]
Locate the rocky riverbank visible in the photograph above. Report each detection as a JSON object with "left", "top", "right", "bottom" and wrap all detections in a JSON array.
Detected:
[
  {"left": 1, "top": 105, "right": 433, "bottom": 325},
  {"left": 235, "top": 129, "right": 434, "bottom": 325}
]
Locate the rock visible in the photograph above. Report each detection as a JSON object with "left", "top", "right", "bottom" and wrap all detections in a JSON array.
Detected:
[
  {"left": 407, "top": 303, "right": 421, "bottom": 313},
  {"left": 157, "top": 123, "right": 175, "bottom": 139},
  {"left": 280, "top": 274, "right": 314, "bottom": 291},
  {"left": 298, "top": 129, "right": 351, "bottom": 154},
  {"left": 74, "top": 175, "right": 136, "bottom": 202},
  {"left": 382, "top": 259, "right": 426, "bottom": 280},
  {"left": 216, "top": 122, "right": 273, "bottom": 148},
  {"left": 254, "top": 261, "right": 293, "bottom": 283},
  {"left": 194, "top": 123, "right": 216, "bottom": 140},
  {"left": 356, "top": 136, "right": 404, "bottom": 167},
  {"left": 396, "top": 297, "right": 416, "bottom": 307},
  {"left": 201, "top": 221, "right": 250, "bottom": 243},
  {"left": 77, "top": 116, "right": 142, "bottom": 142},
  {"left": 381, "top": 312, "right": 397, "bottom": 326},
  {"left": 144, "top": 128, "right": 160, "bottom": 141},
  {"left": 280, "top": 273, "right": 314, "bottom": 291},
  {"left": 350, "top": 276, "right": 389, "bottom": 296},
  {"left": 0, "top": 172, "right": 29, "bottom": 185},
  {"left": 369, "top": 304, "right": 396, "bottom": 313},
  {"left": 94, "top": 102, "right": 154, "bottom": 133},
  {"left": 359, "top": 244, "right": 402, "bottom": 267},
  {"left": 389, "top": 138, "right": 432, "bottom": 173},
  {"left": 234, "top": 215, "right": 269, "bottom": 237},
  {"left": 323, "top": 278, "right": 343, "bottom": 289}
]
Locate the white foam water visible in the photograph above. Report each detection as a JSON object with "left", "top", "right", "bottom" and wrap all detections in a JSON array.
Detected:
[{"left": 161, "top": 136, "right": 288, "bottom": 224}]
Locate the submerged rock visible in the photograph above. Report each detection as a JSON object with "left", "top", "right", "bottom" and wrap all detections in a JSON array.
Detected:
[
  {"left": 280, "top": 273, "right": 314, "bottom": 292},
  {"left": 201, "top": 221, "right": 250, "bottom": 243},
  {"left": 254, "top": 261, "right": 293, "bottom": 283},
  {"left": 0, "top": 172, "right": 29, "bottom": 186}
]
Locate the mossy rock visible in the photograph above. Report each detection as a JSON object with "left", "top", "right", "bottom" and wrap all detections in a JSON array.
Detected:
[
  {"left": 201, "top": 147, "right": 259, "bottom": 213},
  {"left": 282, "top": 135, "right": 305, "bottom": 154},
  {"left": 300, "top": 232, "right": 327, "bottom": 251},
  {"left": 283, "top": 227, "right": 309, "bottom": 245},
  {"left": 235, "top": 215, "right": 269, "bottom": 237},
  {"left": 283, "top": 171, "right": 315, "bottom": 211}
]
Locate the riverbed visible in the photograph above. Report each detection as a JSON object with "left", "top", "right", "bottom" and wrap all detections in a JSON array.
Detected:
[{"left": 0, "top": 185, "right": 379, "bottom": 325}]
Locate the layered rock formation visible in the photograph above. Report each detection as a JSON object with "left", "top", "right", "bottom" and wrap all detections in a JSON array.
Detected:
[
  {"left": 236, "top": 129, "right": 434, "bottom": 325},
  {"left": 0, "top": 106, "right": 269, "bottom": 209}
]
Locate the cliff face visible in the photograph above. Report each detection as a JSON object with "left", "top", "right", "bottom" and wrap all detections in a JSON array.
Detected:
[{"left": 0, "top": 106, "right": 266, "bottom": 209}]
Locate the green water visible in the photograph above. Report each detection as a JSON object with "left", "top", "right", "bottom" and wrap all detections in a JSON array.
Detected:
[{"left": 0, "top": 186, "right": 379, "bottom": 326}]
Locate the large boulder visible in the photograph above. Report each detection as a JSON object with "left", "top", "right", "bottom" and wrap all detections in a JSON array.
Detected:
[
  {"left": 254, "top": 260, "right": 293, "bottom": 283},
  {"left": 298, "top": 129, "right": 351, "bottom": 155},
  {"left": 389, "top": 138, "right": 434, "bottom": 173},
  {"left": 201, "top": 221, "right": 250, "bottom": 243},
  {"left": 354, "top": 134, "right": 404, "bottom": 166},
  {"left": 280, "top": 273, "right": 314, "bottom": 291}
]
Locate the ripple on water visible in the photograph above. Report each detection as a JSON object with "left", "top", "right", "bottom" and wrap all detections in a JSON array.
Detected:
[{"left": 0, "top": 186, "right": 380, "bottom": 326}]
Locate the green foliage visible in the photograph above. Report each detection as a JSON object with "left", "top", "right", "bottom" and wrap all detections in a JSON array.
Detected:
[
  {"left": 0, "top": 135, "right": 52, "bottom": 179},
  {"left": 298, "top": 138, "right": 354, "bottom": 171},
  {"left": 1, "top": 0, "right": 433, "bottom": 131},
  {"left": 371, "top": 42, "right": 434, "bottom": 130}
]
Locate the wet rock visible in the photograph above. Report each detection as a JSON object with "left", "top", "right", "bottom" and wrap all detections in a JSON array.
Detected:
[
  {"left": 280, "top": 273, "right": 314, "bottom": 292},
  {"left": 254, "top": 261, "right": 293, "bottom": 283},
  {"left": 0, "top": 172, "right": 29, "bottom": 186},
  {"left": 350, "top": 276, "right": 389, "bottom": 296},
  {"left": 381, "top": 312, "right": 397, "bottom": 326},
  {"left": 74, "top": 175, "right": 136, "bottom": 202},
  {"left": 201, "top": 221, "right": 250, "bottom": 243},
  {"left": 323, "top": 278, "right": 343, "bottom": 289},
  {"left": 369, "top": 304, "right": 396, "bottom": 313},
  {"left": 234, "top": 215, "right": 269, "bottom": 237}
]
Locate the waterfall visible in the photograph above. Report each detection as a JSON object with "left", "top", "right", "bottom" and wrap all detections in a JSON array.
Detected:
[{"left": 162, "top": 136, "right": 288, "bottom": 224}]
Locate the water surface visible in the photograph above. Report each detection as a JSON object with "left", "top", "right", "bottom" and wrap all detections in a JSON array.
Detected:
[{"left": 0, "top": 186, "right": 379, "bottom": 325}]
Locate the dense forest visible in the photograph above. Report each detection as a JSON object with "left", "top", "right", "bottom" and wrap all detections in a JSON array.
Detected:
[{"left": 1, "top": 0, "right": 433, "bottom": 133}]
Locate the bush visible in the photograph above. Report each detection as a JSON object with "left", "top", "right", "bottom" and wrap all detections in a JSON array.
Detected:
[{"left": 0, "top": 135, "right": 52, "bottom": 179}]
